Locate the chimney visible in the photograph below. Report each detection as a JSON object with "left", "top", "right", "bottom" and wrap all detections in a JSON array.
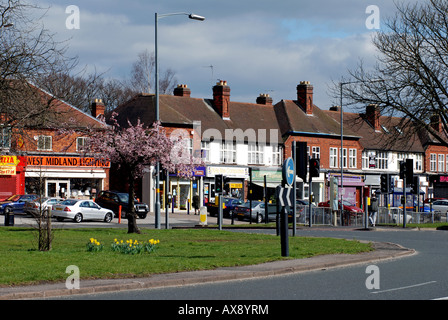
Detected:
[
  {"left": 430, "top": 114, "right": 443, "bottom": 133},
  {"left": 256, "top": 93, "right": 273, "bottom": 105},
  {"left": 91, "top": 99, "right": 105, "bottom": 118},
  {"left": 213, "top": 80, "right": 231, "bottom": 119},
  {"left": 297, "top": 81, "right": 313, "bottom": 115},
  {"left": 173, "top": 84, "right": 191, "bottom": 97},
  {"left": 366, "top": 104, "right": 380, "bottom": 131}
]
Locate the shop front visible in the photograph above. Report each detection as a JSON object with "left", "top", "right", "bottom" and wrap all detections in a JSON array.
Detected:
[
  {"left": 205, "top": 166, "right": 249, "bottom": 203},
  {"left": 328, "top": 173, "right": 365, "bottom": 208},
  {"left": 24, "top": 156, "right": 110, "bottom": 199},
  {"left": 167, "top": 166, "right": 206, "bottom": 210},
  {"left": 0, "top": 156, "right": 26, "bottom": 200}
]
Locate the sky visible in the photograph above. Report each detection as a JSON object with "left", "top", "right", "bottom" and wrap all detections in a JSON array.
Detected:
[{"left": 34, "top": 0, "right": 422, "bottom": 109}]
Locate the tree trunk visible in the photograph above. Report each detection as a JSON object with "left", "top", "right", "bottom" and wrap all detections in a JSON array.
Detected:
[{"left": 127, "top": 170, "right": 141, "bottom": 234}]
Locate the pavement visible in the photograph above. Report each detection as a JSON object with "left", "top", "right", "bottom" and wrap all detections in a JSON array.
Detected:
[{"left": 0, "top": 211, "right": 416, "bottom": 300}]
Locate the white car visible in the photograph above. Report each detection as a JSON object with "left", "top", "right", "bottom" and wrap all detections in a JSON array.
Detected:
[
  {"left": 24, "top": 197, "right": 63, "bottom": 217},
  {"left": 389, "top": 208, "right": 413, "bottom": 224},
  {"left": 431, "top": 200, "right": 448, "bottom": 214},
  {"left": 52, "top": 199, "right": 114, "bottom": 223}
]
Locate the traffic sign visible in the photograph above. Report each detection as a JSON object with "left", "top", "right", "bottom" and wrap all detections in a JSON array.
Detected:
[
  {"left": 283, "top": 157, "right": 295, "bottom": 186},
  {"left": 277, "top": 186, "right": 293, "bottom": 207}
]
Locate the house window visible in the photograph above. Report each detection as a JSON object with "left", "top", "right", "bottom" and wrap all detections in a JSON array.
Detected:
[
  {"left": 438, "top": 154, "right": 445, "bottom": 172},
  {"left": 37, "top": 135, "right": 52, "bottom": 151},
  {"left": 312, "top": 146, "right": 320, "bottom": 159},
  {"left": 430, "top": 154, "right": 437, "bottom": 172},
  {"left": 76, "top": 137, "right": 88, "bottom": 152},
  {"left": 201, "top": 141, "right": 210, "bottom": 162},
  {"left": 220, "top": 142, "right": 236, "bottom": 164},
  {"left": 272, "top": 145, "right": 282, "bottom": 166},
  {"left": 349, "top": 149, "right": 357, "bottom": 168},
  {"left": 330, "top": 148, "right": 338, "bottom": 168},
  {"left": 376, "top": 151, "right": 388, "bottom": 170},
  {"left": 0, "top": 127, "right": 11, "bottom": 149},
  {"left": 416, "top": 154, "right": 422, "bottom": 171},
  {"left": 248, "top": 144, "right": 264, "bottom": 165},
  {"left": 339, "top": 148, "right": 347, "bottom": 168}
]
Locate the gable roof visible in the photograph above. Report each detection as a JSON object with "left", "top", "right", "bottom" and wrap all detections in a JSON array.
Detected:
[
  {"left": 114, "top": 93, "right": 282, "bottom": 144},
  {"left": 274, "top": 100, "right": 360, "bottom": 139},
  {"left": 324, "top": 109, "right": 424, "bottom": 153}
]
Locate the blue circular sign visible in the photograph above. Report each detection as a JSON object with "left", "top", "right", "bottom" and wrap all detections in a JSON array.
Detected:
[{"left": 283, "top": 157, "right": 295, "bottom": 186}]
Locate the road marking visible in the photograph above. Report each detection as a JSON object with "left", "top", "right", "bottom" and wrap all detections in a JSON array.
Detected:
[{"left": 371, "top": 281, "right": 437, "bottom": 294}]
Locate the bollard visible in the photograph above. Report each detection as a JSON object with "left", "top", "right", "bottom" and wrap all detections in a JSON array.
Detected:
[{"left": 118, "top": 205, "right": 122, "bottom": 224}]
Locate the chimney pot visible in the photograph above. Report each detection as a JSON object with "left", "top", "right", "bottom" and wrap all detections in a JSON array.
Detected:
[
  {"left": 297, "top": 81, "right": 314, "bottom": 115},
  {"left": 256, "top": 93, "right": 273, "bottom": 105},
  {"left": 91, "top": 99, "right": 105, "bottom": 118},
  {"left": 213, "top": 80, "right": 231, "bottom": 119},
  {"left": 174, "top": 84, "right": 191, "bottom": 97}
]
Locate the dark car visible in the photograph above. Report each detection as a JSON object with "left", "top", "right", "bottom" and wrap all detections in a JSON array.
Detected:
[
  {"left": 95, "top": 190, "right": 149, "bottom": 219},
  {"left": 0, "top": 194, "right": 39, "bottom": 214},
  {"left": 207, "top": 197, "right": 244, "bottom": 218},
  {"left": 235, "top": 201, "right": 277, "bottom": 223}
]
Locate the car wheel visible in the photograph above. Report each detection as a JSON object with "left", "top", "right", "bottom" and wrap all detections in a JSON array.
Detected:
[
  {"left": 104, "top": 212, "right": 113, "bottom": 223},
  {"left": 74, "top": 213, "right": 83, "bottom": 223},
  {"left": 256, "top": 214, "right": 263, "bottom": 224}
]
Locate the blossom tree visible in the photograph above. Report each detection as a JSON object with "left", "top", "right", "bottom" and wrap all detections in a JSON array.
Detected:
[{"left": 88, "top": 113, "right": 200, "bottom": 234}]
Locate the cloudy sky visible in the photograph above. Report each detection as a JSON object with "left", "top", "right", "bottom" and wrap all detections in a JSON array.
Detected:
[{"left": 36, "top": 0, "right": 421, "bottom": 109}]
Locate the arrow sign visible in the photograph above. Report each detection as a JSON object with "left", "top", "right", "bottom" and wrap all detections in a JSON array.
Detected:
[
  {"left": 283, "top": 157, "right": 295, "bottom": 186},
  {"left": 277, "top": 186, "right": 293, "bottom": 207}
]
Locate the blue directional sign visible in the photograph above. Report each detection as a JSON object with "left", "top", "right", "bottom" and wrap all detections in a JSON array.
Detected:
[{"left": 283, "top": 157, "right": 295, "bottom": 186}]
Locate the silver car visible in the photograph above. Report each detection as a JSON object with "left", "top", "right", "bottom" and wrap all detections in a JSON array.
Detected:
[
  {"left": 24, "top": 197, "right": 63, "bottom": 217},
  {"left": 235, "top": 201, "right": 277, "bottom": 223},
  {"left": 52, "top": 199, "right": 114, "bottom": 223},
  {"left": 431, "top": 200, "right": 448, "bottom": 214}
]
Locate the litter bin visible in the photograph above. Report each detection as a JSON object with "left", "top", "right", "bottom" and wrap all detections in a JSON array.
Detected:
[{"left": 4, "top": 210, "right": 14, "bottom": 226}]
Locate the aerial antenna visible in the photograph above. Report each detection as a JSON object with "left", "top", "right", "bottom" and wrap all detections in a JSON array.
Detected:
[{"left": 202, "top": 65, "right": 214, "bottom": 85}]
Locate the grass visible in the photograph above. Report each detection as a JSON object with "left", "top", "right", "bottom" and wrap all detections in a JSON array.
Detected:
[{"left": 0, "top": 227, "right": 372, "bottom": 286}]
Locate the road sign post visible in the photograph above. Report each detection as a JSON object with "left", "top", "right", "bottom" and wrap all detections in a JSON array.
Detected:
[{"left": 278, "top": 157, "right": 295, "bottom": 257}]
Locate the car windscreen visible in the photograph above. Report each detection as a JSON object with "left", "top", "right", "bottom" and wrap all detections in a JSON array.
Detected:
[
  {"left": 60, "top": 199, "right": 78, "bottom": 206},
  {"left": 117, "top": 193, "right": 129, "bottom": 203}
]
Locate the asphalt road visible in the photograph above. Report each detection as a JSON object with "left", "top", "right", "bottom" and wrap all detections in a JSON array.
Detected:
[{"left": 52, "top": 227, "right": 448, "bottom": 301}]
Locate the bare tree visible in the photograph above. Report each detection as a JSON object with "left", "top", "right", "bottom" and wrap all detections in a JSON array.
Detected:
[
  {"left": 334, "top": 0, "right": 448, "bottom": 147},
  {"left": 129, "top": 49, "right": 177, "bottom": 94}
]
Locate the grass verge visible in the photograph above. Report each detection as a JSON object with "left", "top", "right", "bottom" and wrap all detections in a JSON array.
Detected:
[{"left": 0, "top": 227, "right": 372, "bottom": 286}]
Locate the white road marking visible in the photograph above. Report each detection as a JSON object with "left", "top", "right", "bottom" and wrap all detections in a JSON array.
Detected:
[{"left": 371, "top": 281, "right": 437, "bottom": 294}]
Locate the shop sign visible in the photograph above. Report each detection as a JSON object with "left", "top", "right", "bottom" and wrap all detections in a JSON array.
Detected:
[
  {"left": 0, "top": 166, "right": 16, "bottom": 175},
  {"left": 206, "top": 166, "right": 249, "bottom": 178},
  {"left": 27, "top": 156, "right": 110, "bottom": 168},
  {"left": 0, "top": 156, "right": 20, "bottom": 167},
  {"left": 0, "top": 156, "right": 20, "bottom": 176},
  {"left": 252, "top": 168, "right": 282, "bottom": 183}
]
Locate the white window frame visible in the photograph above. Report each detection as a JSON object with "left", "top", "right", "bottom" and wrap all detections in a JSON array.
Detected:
[
  {"left": 248, "top": 143, "right": 264, "bottom": 165},
  {"left": 430, "top": 154, "right": 437, "bottom": 172},
  {"left": 439, "top": 154, "right": 445, "bottom": 172},
  {"left": 220, "top": 141, "right": 236, "bottom": 164},
  {"left": 37, "top": 135, "right": 52, "bottom": 151},
  {"left": 349, "top": 148, "right": 357, "bottom": 168},
  {"left": 330, "top": 148, "right": 338, "bottom": 168}
]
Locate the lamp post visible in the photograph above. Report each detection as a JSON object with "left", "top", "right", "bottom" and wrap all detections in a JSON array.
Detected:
[{"left": 154, "top": 12, "right": 205, "bottom": 229}]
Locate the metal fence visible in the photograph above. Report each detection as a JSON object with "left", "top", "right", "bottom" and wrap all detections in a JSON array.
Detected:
[
  {"left": 295, "top": 206, "right": 367, "bottom": 226},
  {"left": 377, "top": 207, "right": 447, "bottom": 225}
]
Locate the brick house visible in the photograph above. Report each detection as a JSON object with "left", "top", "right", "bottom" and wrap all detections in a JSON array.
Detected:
[{"left": 0, "top": 85, "right": 110, "bottom": 200}]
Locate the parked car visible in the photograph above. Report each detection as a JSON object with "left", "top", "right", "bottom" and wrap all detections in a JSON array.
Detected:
[
  {"left": 207, "top": 197, "right": 244, "bottom": 218},
  {"left": 0, "top": 194, "right": 39, "bottom": 214},
  {"left": 429, "top": 200, "right": 448, "bottom": 214},
  {"left": 95, "top": 190, "right": 149, "bottom": 219},
  {"left": 52, "top": 199, "right": 114, "bottom": 223},
  {"left": 24, "top": 197, "right": 63, "bottom": 217},
  {"left": 235, "top": 201, "right": 277, "bottom": 223},
  {"left": 318, "top": 200, "right": 363, "bottom": 215}
]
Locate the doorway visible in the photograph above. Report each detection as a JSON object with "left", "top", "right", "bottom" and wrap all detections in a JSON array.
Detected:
[{"left": 46, "top": 180, "right": 70, "bottom": 198}]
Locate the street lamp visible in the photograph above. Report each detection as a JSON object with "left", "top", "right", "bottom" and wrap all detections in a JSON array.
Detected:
[{"left": 154, "top": 12, "right": 205, "bottom": 229}]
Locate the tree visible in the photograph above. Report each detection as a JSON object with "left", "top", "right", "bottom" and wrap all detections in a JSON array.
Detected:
[
  {"left": 130, "top": 49, "right": 177, "bottom": 94},
  {"left": 335, "top": 0, "right": 448, "bottom": 147},
  {"left": 87, "top": 114, "right": 200, "bottom": 234}
]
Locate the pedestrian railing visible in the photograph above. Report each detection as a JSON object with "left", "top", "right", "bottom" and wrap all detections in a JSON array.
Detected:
[{"left": 377, "top": 207, "right": 447, "bottom": 225}]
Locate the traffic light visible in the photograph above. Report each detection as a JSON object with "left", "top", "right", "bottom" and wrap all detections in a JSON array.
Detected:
[
  {"left": 296, "top": 142, "right": 308, "bottom": 183},
  {"left": 399, "top": 161, "right": 406, "bottom": 180},
  {"left": 399, "top": 159, "right": 414, "bottom": 184},
  {"left": 215, "top": 174, "right": 223, "bottom": 194},
  {"left": 380, "top": 174, "right": 389, "bottom": 193},
  {"left": 309, "top": 158, "right": 320, "bottom": 178},
  {"left": 410, "top": 176, "right": 419, "bottom": 194}
]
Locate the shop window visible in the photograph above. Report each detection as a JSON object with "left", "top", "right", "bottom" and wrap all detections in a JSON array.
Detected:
[{"left": 0, "top": 127, "right": 11, "bottom": 150}]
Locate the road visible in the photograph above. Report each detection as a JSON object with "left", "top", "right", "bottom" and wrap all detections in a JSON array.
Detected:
[{"left": 51, "top": 226, "right": 448, "bottom": 301}]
